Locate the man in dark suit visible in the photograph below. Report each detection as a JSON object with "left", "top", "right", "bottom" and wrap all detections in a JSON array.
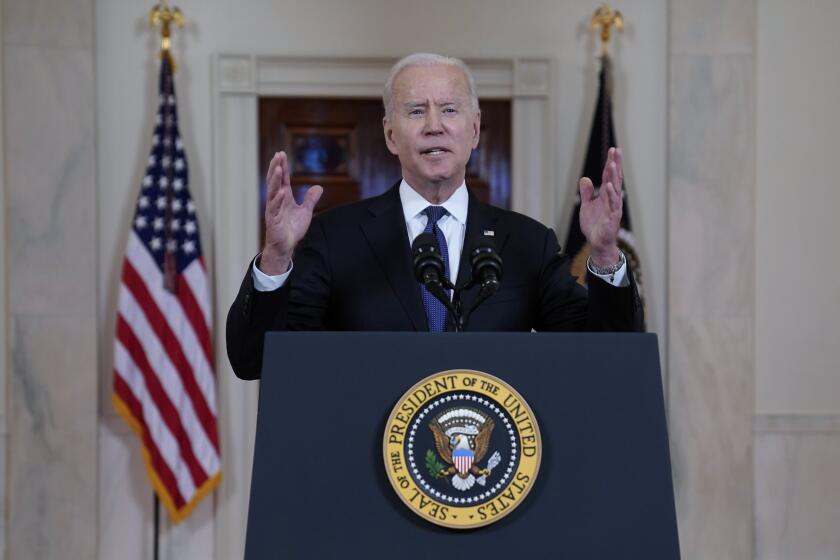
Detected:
[{"left": 227, "top": 53, "right": 642, "bottom": 380}]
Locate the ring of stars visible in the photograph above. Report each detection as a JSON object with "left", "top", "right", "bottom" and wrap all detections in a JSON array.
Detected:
[{"left": 405, "top": 392, "right": 519, "bottom": 506}]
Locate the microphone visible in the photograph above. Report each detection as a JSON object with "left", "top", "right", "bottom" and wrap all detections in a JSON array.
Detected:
[
  {"left": 412, "top": 233, "right": 447, "bottom": 287},
  {"left": 469, "top": 236, "right": 503, "bottom": 297},
  {"left": 454, "top": 235, "right": 504, "bottom": 331},
  {"left": 411, "top": 234, "right": 456, "bottom": 324}
]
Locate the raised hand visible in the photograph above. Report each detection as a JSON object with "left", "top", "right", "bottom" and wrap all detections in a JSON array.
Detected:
[
  {"left": 578, "top": 147, "right": 623, "bottom": 267},
  {"left": 260, "top": 151, "right": 323, "bottom": 275}
]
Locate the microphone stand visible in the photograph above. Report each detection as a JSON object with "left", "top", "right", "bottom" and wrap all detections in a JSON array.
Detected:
[
  {"left": 424, "top": 276, "right": 463, "bottom": 332},
  {"left": 426, "top": 276, "right": 499, "bottom": 332},
  {"left": 444, "top": 277, "right": 498, "bottom": 332}
]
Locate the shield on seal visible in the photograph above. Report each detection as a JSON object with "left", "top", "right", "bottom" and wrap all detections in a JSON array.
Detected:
[{"left": 453, "top": 448, "right": 474, "bottom": 475}]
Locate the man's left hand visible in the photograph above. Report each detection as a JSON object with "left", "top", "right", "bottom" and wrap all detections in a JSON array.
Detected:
[{"left": 579, "top": 147, "right": 623, "bottom": 267}]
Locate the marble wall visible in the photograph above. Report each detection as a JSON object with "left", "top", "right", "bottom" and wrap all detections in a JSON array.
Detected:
[
  {"left": 2, "top": 0, "right": 98, "bottom": 558},
  {"left": 668, "top": 1, "right": 756, "bottom": 558},
  {"left": 754, "top": 415, "right": 840, "bottom": 560},
  {"left": 755, "top": 0, "right": 840, "bottom": 414}
]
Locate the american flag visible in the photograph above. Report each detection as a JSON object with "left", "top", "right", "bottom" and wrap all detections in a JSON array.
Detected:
[{"left": 112, "top": 55, "right": 221, "bottom": 523}]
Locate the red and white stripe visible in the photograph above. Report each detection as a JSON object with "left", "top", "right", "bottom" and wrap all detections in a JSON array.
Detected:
[
  {"left": 113, "top": 231, "right": 220, "bottom": 522},
  {"left": 455, "top": 455, "right": 473, "bottom": 475}
]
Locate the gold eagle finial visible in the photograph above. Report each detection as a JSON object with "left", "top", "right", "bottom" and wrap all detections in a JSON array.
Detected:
[
  {"left": 591, "top": 3, "right": 624, "bottom": 56},
  {"left": 149, "top": 0, "right": 184, "bottom": 70}
]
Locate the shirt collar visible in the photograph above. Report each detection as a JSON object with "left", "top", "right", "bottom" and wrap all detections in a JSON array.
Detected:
[{"left": 399, "top": 179, "right": 469, "bottom": 225}]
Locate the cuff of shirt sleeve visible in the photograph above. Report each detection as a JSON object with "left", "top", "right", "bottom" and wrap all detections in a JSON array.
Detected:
[
  {"left": 251, "top": 255, "right": 293, "bottom": 292},
  {"left": 587, "top": 254, "right": 630, "bottom": 287}
]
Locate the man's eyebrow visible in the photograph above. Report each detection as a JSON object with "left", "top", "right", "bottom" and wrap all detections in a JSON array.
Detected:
[
  {"left": 402, "top": 100, "right": 428, "bottom": 108},
  {"left": 402, "top": 98, "right": 465, "bottom": 107}
]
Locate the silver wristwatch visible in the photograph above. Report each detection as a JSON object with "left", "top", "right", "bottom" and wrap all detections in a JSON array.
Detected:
[{"left": 587, "top": 251, "right": 626, "bottom": 276}]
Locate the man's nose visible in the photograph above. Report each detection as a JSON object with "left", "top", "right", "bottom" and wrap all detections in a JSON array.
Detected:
[{"left": 423, "top": 110, "right": 443, "bottom": 134}]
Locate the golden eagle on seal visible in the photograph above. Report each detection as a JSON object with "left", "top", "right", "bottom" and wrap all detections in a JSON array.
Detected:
[{"left": 429, "top": 407, "right": 495, "bottom": 491}]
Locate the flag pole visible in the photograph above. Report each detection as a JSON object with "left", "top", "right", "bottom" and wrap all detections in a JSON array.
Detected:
[
  {"left": 148, "top": 4, "right": 185, "bottom": 559},
  {"left": 153, "top": 495, "right": 160, "bottom": 560}
]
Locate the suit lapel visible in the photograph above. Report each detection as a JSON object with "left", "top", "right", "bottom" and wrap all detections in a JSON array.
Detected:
[
  {"left": 360, "top": 185, "right": 428, "bottom": 331},
  {"left": 455, "top": 191, "right": 509, "bottom": 287},
  {"left": 456, "top": 191, "right": 509, "bottom": 313},
  {"left": 358, "top": 185, "right": 510, "bottom": 331}
]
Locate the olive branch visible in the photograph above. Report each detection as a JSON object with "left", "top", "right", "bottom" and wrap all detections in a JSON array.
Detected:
[{"left": 425, "top": 450, "right": 446, "bottom": 478}]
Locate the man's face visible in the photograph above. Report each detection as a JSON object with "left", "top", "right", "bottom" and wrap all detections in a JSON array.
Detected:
[{"left": 383, "top": 64, "right": 481, "bottom": 194}]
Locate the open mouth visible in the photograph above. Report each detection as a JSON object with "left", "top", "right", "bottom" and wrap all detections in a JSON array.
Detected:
[{"left": 421, "top": 147, "right": 450, "bottom": 156}]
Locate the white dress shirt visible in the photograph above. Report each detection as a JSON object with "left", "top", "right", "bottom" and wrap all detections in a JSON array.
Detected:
[
  {"left": 252, "top": 180, "right": 627, "bottom": 290},
  {"left": 399, "top": 179, "right": 468, "bottom": 283}
]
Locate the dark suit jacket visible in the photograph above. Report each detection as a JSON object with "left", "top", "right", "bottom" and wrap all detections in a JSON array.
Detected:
[{"left": 226, "top": 185, "right": 643, "bottom": 379}]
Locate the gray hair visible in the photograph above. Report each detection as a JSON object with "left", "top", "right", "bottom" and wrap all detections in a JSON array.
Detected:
[{"left": 382, "top": 53, "right": 480, "bottom": 119}]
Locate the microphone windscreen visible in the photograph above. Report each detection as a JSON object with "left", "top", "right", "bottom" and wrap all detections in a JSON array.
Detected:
[
  {"left": 412, "top": 232, "right": 445, "bottom": 284},
  {"left": 469, "top": 234, "right": 503, "bottom": 284},
  {"left": 468, "top": 234, "right": 497, "bottom": 253},
  {"left": 412, "top": 232, "right": 440, "bottom": 254}
]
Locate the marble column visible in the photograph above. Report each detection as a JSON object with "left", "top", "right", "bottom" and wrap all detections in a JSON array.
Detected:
[
  {"left": 667, "top": 1, "right": 756, "bottom": 558},
  {"left": 3, "top": 0, "right": 98, "bottom": 558}
]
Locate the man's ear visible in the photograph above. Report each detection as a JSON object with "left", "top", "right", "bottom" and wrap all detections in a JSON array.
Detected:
[
  {"left": 471, "top": 111, "right": 481, "bottom": 149},
  {"left": 383, "top": 117, "right": 399, "bottom": 156}
]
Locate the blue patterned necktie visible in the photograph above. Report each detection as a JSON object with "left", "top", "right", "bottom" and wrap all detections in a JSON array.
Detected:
[{"left": 420, "top": 205, "right": 451, "bottom": 332}]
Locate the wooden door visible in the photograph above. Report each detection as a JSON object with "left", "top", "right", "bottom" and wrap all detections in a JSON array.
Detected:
[{"left": 258, "top": 97, "right": 511, "bottom": 225}]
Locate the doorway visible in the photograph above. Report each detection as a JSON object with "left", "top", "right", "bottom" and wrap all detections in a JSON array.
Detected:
[{"left": 258, "top": 97, "right": 511, "bottom": 236}]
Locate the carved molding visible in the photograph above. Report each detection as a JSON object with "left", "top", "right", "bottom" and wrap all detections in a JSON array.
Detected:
[
  {"left": 754, "top": 414, "right": 840, "bottom": 434},
  {"left": 215, "top": 54, "right": 546, "bottom": 100},
  {"left": 514, "top": 59, "right": 551, "bottom": 97},
  {"left": 217, "top": 54, "right": 255, "bottom": 92}
]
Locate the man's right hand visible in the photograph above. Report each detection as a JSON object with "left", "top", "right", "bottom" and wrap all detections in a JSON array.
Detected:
[{"left": 260, "top": 151, "right": 323, "bottom": 275}]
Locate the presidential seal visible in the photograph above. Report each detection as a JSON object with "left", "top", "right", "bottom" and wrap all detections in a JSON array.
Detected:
[{"left": 383, "top": 369, "right": 541, "bottom": 529}]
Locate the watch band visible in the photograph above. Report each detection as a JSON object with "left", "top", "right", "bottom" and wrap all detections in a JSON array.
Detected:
[{"left": 587, "top": 251, "right": 625, "bottom": 276}]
